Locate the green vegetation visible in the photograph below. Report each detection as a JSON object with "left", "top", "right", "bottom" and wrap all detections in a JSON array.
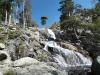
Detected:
[
  {"left": 59, "top": 0, "right": 74, "bottom": 30},
  {"left": 0, "top": 0, "right": 33, "bottom": 29},
  {"left": 0, "top": 0, "right": 13, "bottom": 21},
  {"left": 59, "top": 0, "right": 100, "bottom": 58}
]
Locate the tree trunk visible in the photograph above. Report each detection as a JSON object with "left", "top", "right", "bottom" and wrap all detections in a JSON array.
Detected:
[
  {"left": 5, "top": 10, "right": 8, "bottom": 32},
  {"left": 23, "top": 0, "right": 26, "bottom": 29},
  {"left": 69, "top": 12, "right": 71, "bottom": 17},
  {"left": 8, "top": 14, "right": 11, "bottom": 26},
  {"left": 15, "top": 4, "right": 18, "bottom": 25},
  {"left": 5, "top": 10, "right": 8, "bottom": 26}
]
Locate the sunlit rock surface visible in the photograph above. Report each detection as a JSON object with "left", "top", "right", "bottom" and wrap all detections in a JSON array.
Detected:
[{"left": 13, "top": 57, "right": 39, "bottom": 67}]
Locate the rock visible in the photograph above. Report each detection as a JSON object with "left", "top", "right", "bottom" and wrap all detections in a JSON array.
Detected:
[
  {"left": 0, "top": 51, "right": 12, "bottom": 66},
  {"left": 34, "top": 31, "right": 40, "bottom": 41},
  {"left": 13, "top": 62, "right": 67, "bottom": 75},
  {"left": 0, "top": 43, "right": 5, "bottom": 50},
  {"left": 97, "top": 56, "right": 100, "bottom": 64},
  {"left": 61, "top": 43, "right": 77, "bottom": 51},
  {"left": 0, "top": 53, "right": 7, "bottom": 61},
  {"left": 91, "top": 55, "right": 100, "bottom": 75},
  {"left": 27, "top": 29, "right": 40, "bottom": 41},
  {"left": 13, "top": 57, "right": 39, "bottom": 67},
  {"left": 6, "top": 40, "right": 17, "bottom": 60},
  {"left": 0, "top": 65, "right": 13, "bottom": 74},
  {"left": 35, "top": 49, "right": 53, "bottom": 62},
  {"left": 0, "top": 72, "right": 3, "bottom": 75}
]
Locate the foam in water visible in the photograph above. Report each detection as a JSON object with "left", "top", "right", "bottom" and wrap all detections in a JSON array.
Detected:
[{"left": 47, "top": 29, "right": 56, "bottom": 40}]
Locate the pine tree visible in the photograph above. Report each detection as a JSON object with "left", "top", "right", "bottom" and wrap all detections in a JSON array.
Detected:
[
  {"left": 24, "top": 0, "right": 32, "bottom": 28},
  {"left": 59, "top": 0, "right": 74, "bottom": 30},
  {"left": 15, "top": 0, "right": 32, "bottom": 28},
  {"left": 0, "top": 0, "right": 14, "bottom": 24}
]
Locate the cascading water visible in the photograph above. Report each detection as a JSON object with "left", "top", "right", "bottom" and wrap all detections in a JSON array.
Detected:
[{"left": 43, "top": 29, "right": 92, "bottom": 70}]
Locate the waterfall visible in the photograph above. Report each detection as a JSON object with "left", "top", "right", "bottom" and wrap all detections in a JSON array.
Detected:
[{"left": 43, "top": 29, "right": 92, "bottom": 69}]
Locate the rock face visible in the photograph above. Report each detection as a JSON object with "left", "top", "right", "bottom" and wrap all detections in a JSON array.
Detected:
[
  {"left": 12, "top": 57, "right": 67, "bottom": 75},
  {"left": 0, "top": 57, "right": 67, "bottom": 75},
  {"left": 6, "top": 28, "right": 53, "bottom": 62},
  {"left": 0, "top": 27, "right": 92, "bottom": 75}
]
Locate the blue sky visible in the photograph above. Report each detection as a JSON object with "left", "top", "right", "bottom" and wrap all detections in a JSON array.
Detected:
[{"left": 32, "top": 0, "right": 92, "bottom": 27}]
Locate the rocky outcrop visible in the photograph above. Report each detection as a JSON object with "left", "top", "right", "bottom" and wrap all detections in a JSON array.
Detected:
[
  {"left": 13, "top": 62, "right": 67, "bottom": 75},
  {"left": 0, "top": 27, "right": 92, "bottom": 75},
  {"left": 0, "top": 56, "right": 67, "bottom": 75}
]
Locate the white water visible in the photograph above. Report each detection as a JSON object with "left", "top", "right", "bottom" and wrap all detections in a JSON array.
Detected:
[
  {"left": 44, "top": 29, "right": 92, "bottom": 68},
  {"left": 47, "top": 29, "right": 56, "bottom": 40}
]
